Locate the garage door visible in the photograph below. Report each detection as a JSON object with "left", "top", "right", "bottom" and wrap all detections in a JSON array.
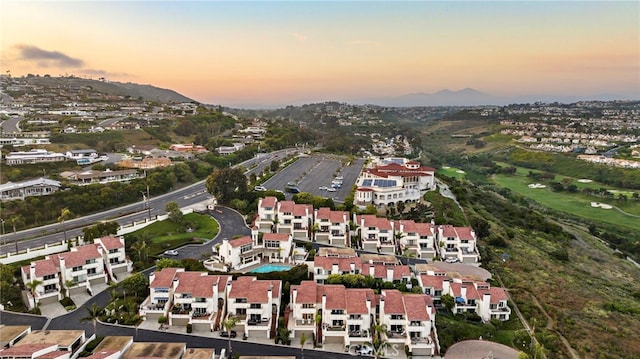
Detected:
[
  {"left": 171, "top": 317, "right": 189, "bottom": 327},
  {"left": 248, "top": 329, "right": 268, "bottom": 339},
  {"left": 324, "top": 335, "right": 344, "bottom": 345},
  {"left": 39, "top": 295, "right": 60, "bottom": 305},
  {"left": 192, "top": 322, "right": 211, "bottom": 333}
]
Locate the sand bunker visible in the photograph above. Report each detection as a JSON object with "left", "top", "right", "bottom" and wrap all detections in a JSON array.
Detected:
[
  {"left": 442, "top": 166, "right": 451, "bottom": 169},
  {"left": 456, "top": 170, "right": 465, "bottom": 174},
  {"left": 578, "top": 179, "right": 593, "bottom": 183},
  {"left": 591, "top": 202, "right": 612, "bottom": 209},
  {"left": 528, "top": 183, "right": 546, "bottom": 189}
]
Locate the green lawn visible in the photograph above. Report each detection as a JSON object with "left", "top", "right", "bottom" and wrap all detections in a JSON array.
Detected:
[
  {"left": 127, "top": 213, "right": 219, "bottom": 255},
  {"left": 438, "top": 166, "right": 467, "bottom": 180},
  {"left": 493, "top": 174, "right": 640, "bottom": 230}
]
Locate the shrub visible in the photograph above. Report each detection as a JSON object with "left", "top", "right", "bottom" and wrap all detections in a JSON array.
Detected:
[
  {"left": 60, "top": 296, "right": 75, "bottom": 307},
  {"left": 158, "top": 315, "right": 168, "bottom": 324},
  {"left": 186, "top": 323, "right": 192, "bottom": 333}
]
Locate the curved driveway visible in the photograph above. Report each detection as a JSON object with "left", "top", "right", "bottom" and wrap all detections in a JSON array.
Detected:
[{"left": 445, "top": 339, "right": 520, "bottom": 359}]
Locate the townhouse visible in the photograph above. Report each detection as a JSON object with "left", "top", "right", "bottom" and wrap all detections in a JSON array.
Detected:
[
  {"left": 417, "top": 272, "right": 511, "bottom": 322},
  {"left": 21, "top": 243, "right": 110, "bottom": 308},
  {"left": 255, "top": 196, "right": 277, "bottom": 233},
  {"left": 226, "top": 276, "right": 282, "bottom": 339},
  {"left": 313, "top": 257, "right": 363, "bottom": 284},
  {"left": 353, "top": 215, "right": 395, "bottom": 254},
  {"left": 140, "top": 267, "right": 182, "bottom": 322},
  {"left": 313, "top": 207, "right": 350, "bottom": 247},
  {"left": 219, "top": 232, "right": 293, "bottom": 271},
  {"left": 361, "top": 263, "right": 412, "bottom": 285},
  {"left": 94, "top": 236, "right": 132, "bottom": 282},
  {"left": 396, "top": 220, "right": 437, "bottom": 259},
  {"left": 437, "top": 225, "right": 480, "bottom": 263},
  {"left": 276, "top": 201, "right": 313, "bottom": 241},
  {"left": 170, "top": 271, "right": 232, "bottom": 331},
  {"left": 0, "top": 329, "right": 86, "bottom": 359},
  {"left": 288, "top": 281, "right": 376, "bottom": 348},
  {"left": 379, "top": 289, "right": 437, "bottom": 356}
]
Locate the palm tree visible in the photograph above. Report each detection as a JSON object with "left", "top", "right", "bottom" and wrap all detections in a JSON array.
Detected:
[
  {"left": 299, "top": 332, "right": 308, "bottom": 359},
  {"left": 130, "top": 238, "right": 148, "bottom": 263},
  {"left": 64, "top": 279, "right": 75, "bottom": 298},
  {"left": 81, "top": 303, "right": 103, "bottom": 336},
  {"left": 366, "top": 318, "right": 388, "bottom": 359},
  {"left": 25, "top": 279, "right": 43, "bottom": 308},
  {"left": 222, "top": 316, "right": 239, "bottom": 356},
  {"left": 58, "top": 208, "right": 73, "bottom": 244}
]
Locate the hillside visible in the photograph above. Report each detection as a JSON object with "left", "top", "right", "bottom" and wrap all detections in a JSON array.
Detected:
[{"left": 21, "top": 75, "right": 195, "bottom": 103}]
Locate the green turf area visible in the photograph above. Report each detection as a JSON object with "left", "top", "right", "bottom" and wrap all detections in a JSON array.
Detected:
[
  {"left": 128, "top": 213, "right": 219, "bottom": 255},
  {"left": 437, "top": 166, "right": 467, "bottom": 180},
  {"left": 493, "top": 174, "right": 640, "bottom": 230}
]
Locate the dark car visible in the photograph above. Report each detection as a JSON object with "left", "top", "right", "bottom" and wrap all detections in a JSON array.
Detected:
[{"left": 220, "top": 331, "right": 237, "bottom": 338}]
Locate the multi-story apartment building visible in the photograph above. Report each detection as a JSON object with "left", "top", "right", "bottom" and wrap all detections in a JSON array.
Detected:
[
  {"left": 379, "top": 289, "right": 437, "bottom": 356},
  {"left": 437, "top": 225, "right": 479, "bottom": 263},
  {"left": 219, "top": 232, "right": 293, "bottom": 271},
  {"left": 94, "top": 236, "right": 132, "bottom": 281},
  {"left": 288, "top": 281, "right": 375, "bottom": 348},
  {"left": 353, "top": 215, "right": 395, "bottom": 254},
  {"left": 361, "top": 264, "right": 412, "bottom": 284},
  {"left": 255, "top": 196, "right": 277, "bottom": 233},
  {"left": 21, "top": 244, "right": 109, "bottom": 309},
  {"left": 226, "top": 276, "right": 282, "bottom": 339},
  {"left": 276, "top": 201, "right": 313, "bottom": 240},
  {"left": 313, "top": 257, "right": 363, "bottom": 284},
  {"left": 396, "top": 220, "right": 437, "bottom": 259},
  {"left": 140, "top": 267, "right": 182, "bottom": 323},
  {"left": 170, "top": 271, "right": 231, "bottom": 331},
  {"left": 313, "top": 208, "right": 350, "bottom": 247}
]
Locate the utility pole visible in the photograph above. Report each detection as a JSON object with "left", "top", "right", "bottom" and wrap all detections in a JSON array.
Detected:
[{"left": 146, "top": 184, "right": 151, "bottom": 220}]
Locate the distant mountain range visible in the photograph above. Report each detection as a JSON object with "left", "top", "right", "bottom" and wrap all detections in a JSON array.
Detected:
[{"left": 354, "top": 88, "right": 639, "bottom": 107}]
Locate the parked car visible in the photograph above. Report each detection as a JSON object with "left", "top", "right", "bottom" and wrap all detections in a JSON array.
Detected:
[
  {"left": 318, "top": 186, "right": 328, "bottom": 190},
  {"left": 254, "top": 185, "right": 267, "bottom": 191},
  {"left": 355, "top": 344, "right": 373, "bottom": 355},
  {"left": 285, "top": 187, "right": 300, "bottom": 194},
  {"left": 327, "top": 187, "right": 336, "bottom": 192},
  {"left": 220, "top": 330, "right": 237, "bottom": 338},
  {"left": 164, "top": 249, "right": 179, "bottom": 256},
  {"left": 445, "top": 257, "right": 459, "bottom": 263}
]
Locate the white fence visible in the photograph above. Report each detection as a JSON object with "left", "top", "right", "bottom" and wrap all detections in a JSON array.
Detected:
[{"left": 0, "top": 208, "right": 195, "bottom": 264}]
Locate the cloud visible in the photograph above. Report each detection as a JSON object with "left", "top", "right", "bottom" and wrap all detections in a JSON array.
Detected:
[
  {"left": 80, "top": 68, "right": 132, "bottom": 78},
  {"left": 292, "top": 32, "right": 308, "bottom": 43},
  {"left": 14, "top": 44, "right": 84, "bottom": 68}
]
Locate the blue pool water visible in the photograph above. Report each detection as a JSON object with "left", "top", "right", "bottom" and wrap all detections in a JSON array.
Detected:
[{"left": 250, "top": 264, "right": 292, "bottom": 273}]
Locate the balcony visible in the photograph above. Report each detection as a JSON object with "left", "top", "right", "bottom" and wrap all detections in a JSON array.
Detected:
[
  {"left": 325, "top": 325, "right": 346, "bottom": 332},
  {"left": 348, "top": 329, "right": 368, "bottom": 338},
  {"left": 386, "top": 330, "right": 406, "bottom": 339},
  {"left": 191, "top": 311, "right": 212, "bottom": 320},
  {"left": 295, "top": 319, "right": 315, "bottom": 326}
]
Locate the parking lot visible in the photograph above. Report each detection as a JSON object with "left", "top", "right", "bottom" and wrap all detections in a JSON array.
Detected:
[{"left": 262, "top": 155, "right": 365, "bottom": 203}]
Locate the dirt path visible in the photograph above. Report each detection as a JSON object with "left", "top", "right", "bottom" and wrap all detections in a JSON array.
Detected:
[{"left": 529, "top": 293, "right": 580, "bottom": 359}]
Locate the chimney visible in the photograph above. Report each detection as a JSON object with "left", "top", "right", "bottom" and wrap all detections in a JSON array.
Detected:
[
  {"left": 332, "top": 263, "right": 339, "bottom": 274},
  {"left": 268, "top": 284, "right": 273, "bottom": 303},
  {"left": 29, "top": 263, "right": 36, "bottom": 282},
  {"left": 379, "top": 294, "right": 385, "bottom": 315},
  {"left": 322, "top": 293, "right": 327, "bottom": 311},
  {"left": 461, "top": 286, "right": 467, "bottom": 299},
  {"left": 386, "top": 267, "right": 394, "bottom": 282},
  {"left": 369, "top": 265, "right": 375, "bottom": 277},
  {"left": 292, "top": 288, "right": 298, "bottom": 304},
  {"left": 349, "top": 262, "right": 355, "bottom": 273}
]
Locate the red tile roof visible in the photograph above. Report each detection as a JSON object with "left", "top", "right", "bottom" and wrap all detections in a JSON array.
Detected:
[
  {"left": 419, "top": 275, "right": 446, "bottom": 290},
  {"left": 291, "top": 281, "right": 318, "bottom": 304},
  {"left": 22, "top": 258, "right": 57, "bottom": 278},
  {"left": 403, "top": 294, "right": 432, "bottom": 321},
  {"left": 55, "top": 244, "right": 101, "bottom": 268},
  {"left": 175, "top": 272, "right": 231, "bottom": 298},
  {"left": 488, "top": 287, "right": 508, "bottom": 304},
  {"left": 150, "top": 268, "right": 179, "bottom": 288},
  {"left": 293, "top": 204, "right": 312, "bottom": 217},
  {"left": 356, "top": 215, "right": 392, "bottom": 230},
  {"left": 278, "top": 201, "right": 295, "bottom": 213},
  {"left": 260, "top": 196, "right": 277, "bottom": 209},
  {"left": 363, "top": 264, "right": 411, "bottom": 280},
  {"left": 345, "top": 289, "right": 374, "bottom": 314},
  {"left": 320, "top": 285, "right": 346, "bottom": 310},
  {"left": 263, "top": 233, "right": 290, "bottom": 241},
  {"left": 454, "top": 227, "right": 475, "bottom": 240},
  {"left": 228, "top": 236, "right": 252, "bottom": 248},
  {"left": 96, "top": 236, "right": 124, "bottom": 250},
  {"left": 381, "top": 289, "right": 405, "bottom": 314},
  {"left": 229, "top": 276, "right": 281, "bottom": 303},
  {"left": 398, "top": 220, "right": 418, "bottom": 233},
  {"left": 415, "top": 222, "right": 435, "bottom": 236}
]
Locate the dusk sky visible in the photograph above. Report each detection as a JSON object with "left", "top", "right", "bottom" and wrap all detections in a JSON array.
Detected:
[{"left": 1, "top": 1, "right": 638, "bottom": 106}]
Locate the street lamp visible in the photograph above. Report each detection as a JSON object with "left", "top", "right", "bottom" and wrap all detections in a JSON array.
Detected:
[{"left": 140, "top": 185, "right": 151, "bottom": 220}]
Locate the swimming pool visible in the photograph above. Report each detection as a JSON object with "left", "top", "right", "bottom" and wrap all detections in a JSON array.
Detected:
[{"left": 250, "top": 264, "right": 292, "bottom": 273}]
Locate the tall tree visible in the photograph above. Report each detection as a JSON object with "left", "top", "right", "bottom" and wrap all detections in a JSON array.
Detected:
[
  {"left": 205, "top": 167, "right": 248, "bottom": 204},
  {"left": 81, "top": 303, "right": 103, "bottom": 336},
  {"left": 25, "top": 279, "right": 43, "bottom": 308},
  {"left": 165, "top": 202, "right": 183, "bottom": 224},
  {"left": 222, "top": 316, "right": 239, "bottom": 356},
  {"left": 299, "top": 332, "right": 308, "bottom": 359},
  {"left": 58, "top": 208, "right": 74, "bottom": 244}
]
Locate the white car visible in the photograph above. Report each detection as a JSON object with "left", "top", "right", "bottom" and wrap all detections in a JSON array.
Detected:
[
  {"left": 355, "top": 345, "right": 373, "bottom": 355},
  {"left": 445, "top": 257, "right": 459, "bottom": 263},
  {"left": 164, "top": 249, "right": 179, "bottom": 256},
  {"left": 319, "top": 186, "right": 328, "bottom": 190},
  {"left": 254, "top": 186, "right": 267, "bottom": 191},
  {"left": 327, "top": 187, "right": 336, "bottom": 192}
]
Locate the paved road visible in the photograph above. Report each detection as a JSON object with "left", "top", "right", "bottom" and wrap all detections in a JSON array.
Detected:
[
  {"left": 0, "top": 148, "right": 297, "bottom": 255},
  {"left": 1, "top": 115, "right": 22, "bottom": 133}
]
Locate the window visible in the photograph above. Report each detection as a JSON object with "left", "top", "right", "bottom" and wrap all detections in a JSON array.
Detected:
[
  {"left": 391, "top": 314, "right": 404, "bottom": 320},
  {"left": 284, "top": 219, "right": 291, "bottom": 224},
  {"left": 265, "top": 241, "right": 279, "bottom": 249},
  {"left": 236, "top": 308, "right": 247, "bottom": 315},
  {"left": 85, "top": 259, "right": 96, "bottom": 264},
  {"left": 44, "top": 284, "right": 56, "bottom": 292},
  {"left": 250, "top": 303, "right": 262, "bottom": 309},
  {"left": 87, "top": 268, "right": 97, "bottom": 275},
  {"left": 108, "top": 248, "right": 119, "bottom": 254},
  {"left": 332, "top": 320, "right": 344, "bottom": 327},
  {"left": 302, "top": 303, "right": 314, "bottom": 309},
  {"left": 72, "top": 266, "right": 82, "bottom": 272},
  {"left": 331, "top": 309, "right": 344, "bottom": 315},
  {"left": 303, "top": 313, "right": 314, "bottom": 320},
  {"left": 43, "top": 274, "right": 56, "bottom": 280},
  {"left": 235, "top": 298, "right": 247, "bottom": 303},
  {"left": 241, "top": 244, "right": 252, "bottom": 254},
  {"left": 294, "top": 223, "right": 302, "bottom": 230},
  {"left": 109, "top": 257, "right": 120, "bottom": 264}
]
